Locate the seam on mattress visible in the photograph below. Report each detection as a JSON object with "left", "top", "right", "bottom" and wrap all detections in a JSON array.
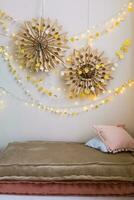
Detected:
[
  {"left": 0, "top": 192, "right": 134, "bottom": 197},
  {"left": 0, "top": 162, "right": 134, "bottom": 167},
  {"left": 0, "top": 180, "right": 133, "bottom": 184},
  {"left": 0, "top": 175, "right": 133, "bottom": 181}
]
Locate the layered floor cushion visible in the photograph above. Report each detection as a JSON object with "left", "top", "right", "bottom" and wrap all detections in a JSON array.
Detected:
[{"left": 0, "top": 141, "right": 134, "bottom": 196}]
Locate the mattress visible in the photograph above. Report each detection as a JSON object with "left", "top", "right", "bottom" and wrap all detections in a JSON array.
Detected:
[{"left": 0, "top": 141, "right": 133, "bottom": 196}]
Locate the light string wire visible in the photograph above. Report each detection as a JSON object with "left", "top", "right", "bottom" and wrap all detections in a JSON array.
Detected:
[
  {"left": 87, "top": 0, "right": 90, "bottom": 46},
  {"left": 82, "top": 0, "right": 130, "bottom": 32},
  {"left": 41, "top": 0, "right": 46, "bottom": 18},
  {"left": 85, "top": 0, "right": 130, "bottom": 30},
  {"left": 0, "top": 0, "right": 47, "bottom": 37},
  {"left": 0, "top": 80, "right": 134, "bottom": 115},
  {"left": 0, "top": 86, "right": 30, "bottom": 103},
  {"left": 0, "top": 1, "right": 133, "bottom": 40},
  {"left": 87, "top": 0, "right": 90, "bottom": 29},
  {"left": 69, "top": 0, "right": 133, "bottom": 42}
]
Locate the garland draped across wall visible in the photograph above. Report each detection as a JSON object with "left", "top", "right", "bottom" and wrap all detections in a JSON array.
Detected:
[{"left": 0, "top": 0, "right": 133, "bottom": 116}]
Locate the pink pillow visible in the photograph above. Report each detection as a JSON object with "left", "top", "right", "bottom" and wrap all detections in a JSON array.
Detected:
[{"left": 93, "top": 125, "right": 134, "bottom": 153}]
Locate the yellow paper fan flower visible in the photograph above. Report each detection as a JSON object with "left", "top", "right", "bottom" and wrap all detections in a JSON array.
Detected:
[
  {"left": 62, "top": 46, "right": 113, "bottom": 98},
  {"left": 12, "top": 18, "right": 68, "bottom": 72}
]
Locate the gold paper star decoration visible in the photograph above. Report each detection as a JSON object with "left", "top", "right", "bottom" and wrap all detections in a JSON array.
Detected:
[
  {"left": 12, "top": 18, "right": 68, "bottom": 72},
  {"left": 62, "top": 46, "right": 113, "bottom": 98}
]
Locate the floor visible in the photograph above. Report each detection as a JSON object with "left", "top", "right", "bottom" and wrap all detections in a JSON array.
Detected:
[{"left": 0, "top": 196, "right": 133, "bottom": 200}]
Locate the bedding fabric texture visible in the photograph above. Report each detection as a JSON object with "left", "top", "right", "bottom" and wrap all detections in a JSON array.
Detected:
[
  {"left": 0, "top": 141, "right": 134, "bottom": 182},
  {"left": 0, "top": 181, "right": 133, "bottom": 196}
]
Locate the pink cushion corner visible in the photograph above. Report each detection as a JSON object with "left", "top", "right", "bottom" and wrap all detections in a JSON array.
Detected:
[{"left": 93, "top": 125, "right": 134, "bottom": 153}]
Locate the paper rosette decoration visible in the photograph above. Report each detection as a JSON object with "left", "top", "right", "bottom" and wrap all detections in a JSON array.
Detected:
[
  {"left": 62, "top": 46, "right": 113, "bottom": 98},
  {"left": 12, "top": 18, "right": 68, "bottom": 72}
]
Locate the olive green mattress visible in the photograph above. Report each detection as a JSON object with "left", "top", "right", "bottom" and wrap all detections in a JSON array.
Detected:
[{"left": 0, "top": 141, "right": 133, "bottom": 181}]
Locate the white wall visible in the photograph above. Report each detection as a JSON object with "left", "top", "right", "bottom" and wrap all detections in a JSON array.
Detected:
[{"left": 0, "top": 0, "right": 134, "bottom": 149}]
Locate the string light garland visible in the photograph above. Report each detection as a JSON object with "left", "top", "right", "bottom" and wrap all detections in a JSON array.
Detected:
[
  {"left": 0, "top": 10, "right": 13, "bottom": 33},
  {"left": 0, "top": 46, "right": 59, "bottom": 98},
  {"left": 0, "top": 46, "right": 36, "bottom": 103},
  {"left": 26, "top": 75, "right": 57, "bottom": 97},
  {"left": 69, "top": 1, "right": 134, "bottom": 43},
  {"left": 115, "top": 39, "right": 131, "bottom": 59},
  {"left": 0, "top": 80, "right": 134, "bottom": 116}
]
